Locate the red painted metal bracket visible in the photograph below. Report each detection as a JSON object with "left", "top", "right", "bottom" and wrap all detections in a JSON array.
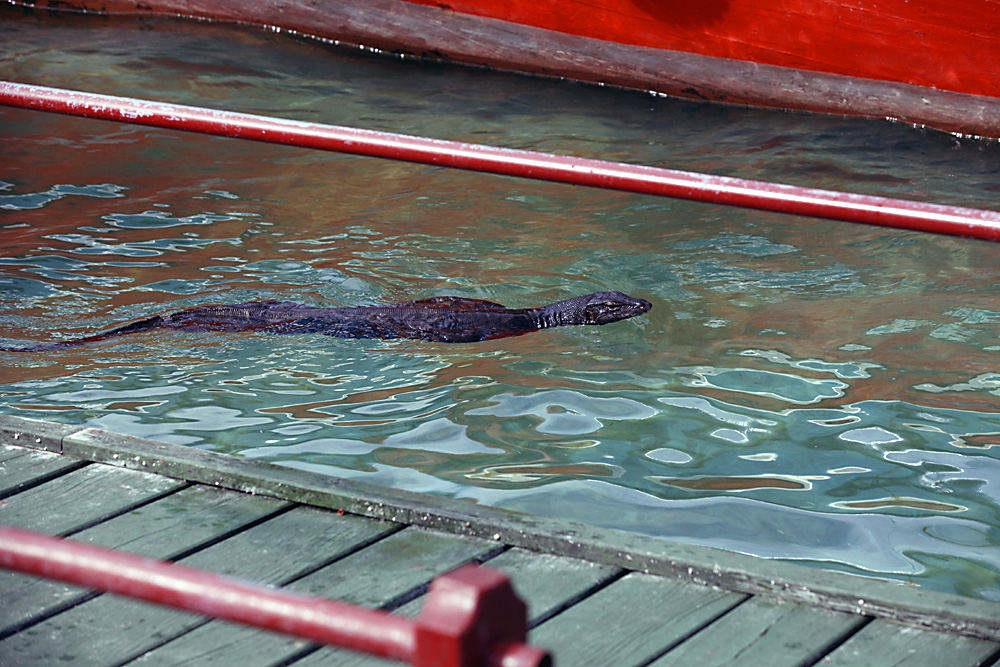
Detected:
[
  {"left": 2, "top": 80, "right": 999, "bottom": 241},
  {"left": 0, "top": 525, "right": 550, "bottom": 667}
]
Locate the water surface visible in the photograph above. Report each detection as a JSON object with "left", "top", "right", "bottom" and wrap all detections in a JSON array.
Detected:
[{"left": 2, "top": 8, "right": 1000, "bottom": 600}]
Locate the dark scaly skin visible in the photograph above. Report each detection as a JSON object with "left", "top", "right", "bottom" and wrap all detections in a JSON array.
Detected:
[{"left": 6, "top": 291, "right": 652, "bottom": 350}]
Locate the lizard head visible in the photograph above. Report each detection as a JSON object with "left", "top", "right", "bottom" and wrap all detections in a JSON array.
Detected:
[{"left": 580, "top": 291, "right": 652, "bottom": 325}]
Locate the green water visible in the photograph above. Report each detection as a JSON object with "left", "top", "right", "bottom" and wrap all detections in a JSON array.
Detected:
[{"left": 2, "top": 8, "right": 1000, "bottom": 600}]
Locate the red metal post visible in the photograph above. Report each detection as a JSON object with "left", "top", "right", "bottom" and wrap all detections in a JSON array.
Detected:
[
  {"left": 0, "top": 525, "right": 549, "bottom": 666},
  {"left": 2, "top": 81, "right": 999, "bottom": 242},
  {"left": 415, "top": 564, "right": 550, "bottom": 667}
]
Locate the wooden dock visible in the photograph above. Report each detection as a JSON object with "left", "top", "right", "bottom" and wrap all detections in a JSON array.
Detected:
[{"left": 1, "top": 414, "right": 998, "bottom": 666}]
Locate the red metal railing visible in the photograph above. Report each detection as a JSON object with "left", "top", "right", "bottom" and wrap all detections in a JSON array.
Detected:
[
  {"left": 2, "top": 81, "right": 999, "bottom": 242},
  {"left": 0, "top": 525, "right": 550, "bottom": 667}
]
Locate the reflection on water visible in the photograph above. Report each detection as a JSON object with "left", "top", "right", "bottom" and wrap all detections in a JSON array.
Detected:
[{"left": 2, "top": 9, "right": 1000, "bottom": 600}]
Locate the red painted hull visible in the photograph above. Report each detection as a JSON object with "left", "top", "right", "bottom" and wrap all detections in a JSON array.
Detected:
[
  {"left": 15, "top": 0, "right": 1000, "bottom": 137},
  {"left": 404, "top": 0, "right": 1000, "bottom": 100}
]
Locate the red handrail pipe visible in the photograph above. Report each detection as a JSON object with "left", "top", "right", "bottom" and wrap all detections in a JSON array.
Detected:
[
  {"left": 2, "top": 81, "right": 999, "bottom": 242},
  {"left": 0, "top": 525, "right": 549, "bottom": 667}
]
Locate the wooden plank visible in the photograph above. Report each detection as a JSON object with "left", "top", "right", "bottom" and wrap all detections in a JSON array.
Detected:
[
  {"left": 292, "top": 547, "right": 625, "bottom": 667},
  {"left": 0, "top": 505, "right": 401, "bottom": 665},
  {"left": 73, "top": 484, "right": 289, "bottom": 556},
  {"left": 0, "top": 445, "right": 86, "bottom": 498},
  {"left": 0, "top": 463, "right": 183, "bottom": 535},
  {"left": 527, "top": 572, "right": 745, "bottom": 667},
  {"left": 291, "top": 528, "right": 496, "bottom": 605},
  {"left": 45, "top": 419, "right": 1000, "bottom": 642},
  {"left": 317, "top": 546, "right": 622, "bottom": 622},
  {"left": 818, "top": 619, "right": 1000, "bottom": 667},
  {"left": 648, "top": 596, "right": 866, "bottom": 667},
  {"left": 0, "top": 416, "right": 78, "bottom": 453},
  {"left": 482, "top": 547, "right": 623, "bottom": 624},
  {"left": 179, "top": 504, "right": 401, "bottom": 579},
  {"left": 0, "top": 484, "right": 289, "bottom": 634},
  {"left": 0, "top": 444, "right": 28, "bottom": 463},
  {"left": 125, "top": 526, "right": 496, "bottom": 666}
]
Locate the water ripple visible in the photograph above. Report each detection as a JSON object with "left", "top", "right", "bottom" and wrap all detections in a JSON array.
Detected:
[{"left": 0, "top": 182, "right": 127, "bottom": 210}]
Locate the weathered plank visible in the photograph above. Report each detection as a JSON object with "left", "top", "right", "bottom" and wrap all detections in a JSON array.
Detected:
[
  {"left": 73, "top": 484, "right": 290, "bottom": 556},
  {"left": 818, "top": 619, "right": 1000, "bottom": 667},
  {"left": 0, "top": 484, "right": 288, "bottom": 635},
  {"left": 0, "top": 416, "right": 77, "bottom": 453},
  {"left": 289, "top": 527, "right": 499, "bottom": 605},
  {"left": 180, "top": 504, "right": 401, "bottom": 580},
  {"left": 126, "top": 526, "right": 497, "bottom": 666},
  {"left": 321, "top": 545, "right": 622, "bottom": 622},
  {"left": 0, "top": 506, "right": 401, "bottom": 666},
  {"left": 0, "top": 443, "right": 28, "bottom": 463},
  {"left": 648, "top": 596, "right": 867, "bottom": 666},
  {"left": 0, "top": 445, "right": 86, "bottom": 498},
  {"left": 0, "top": 463, "right": 183, "bottom": 535},
  {"left": 293, "top": 546, "right": 625, "bottom": 667},
  {"left": 528, "top": 572, "right": 745, "bottom": 667},
  {"left": 482, "top": 547, "right": 623, "bottom": 624}
]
